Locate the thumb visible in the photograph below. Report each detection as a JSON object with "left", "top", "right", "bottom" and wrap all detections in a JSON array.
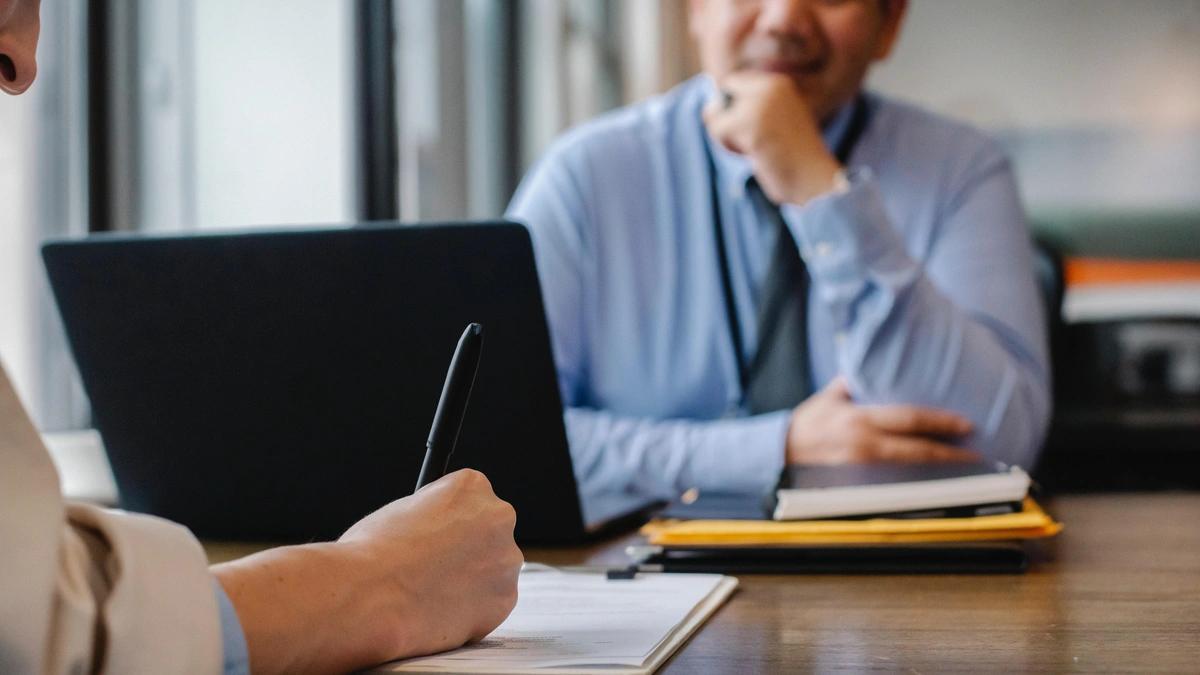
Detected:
[{"left": 821, "top": 376, "right": 852, "bottom": 400}]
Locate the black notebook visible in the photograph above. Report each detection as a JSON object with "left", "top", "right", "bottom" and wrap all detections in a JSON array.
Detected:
[{"left": 641, "top": 542, "right": 1030, "bottom": 575}]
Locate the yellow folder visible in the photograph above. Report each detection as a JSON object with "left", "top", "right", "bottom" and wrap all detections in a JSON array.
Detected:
[{"left": 642, "top": 498, "right": 1063, "bottom": 547}]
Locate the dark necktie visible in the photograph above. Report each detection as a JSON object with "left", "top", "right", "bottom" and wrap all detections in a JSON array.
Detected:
[
  {"left": 707, "top": 95, "right": 871, "bottom": 415},
  {"left": 742, "top": 180, "right": 812, "bottom": 414}
]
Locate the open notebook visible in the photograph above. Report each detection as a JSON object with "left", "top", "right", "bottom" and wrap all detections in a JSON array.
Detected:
[{"left": 370, "top": 567, "right": 736, "bottom": 675}]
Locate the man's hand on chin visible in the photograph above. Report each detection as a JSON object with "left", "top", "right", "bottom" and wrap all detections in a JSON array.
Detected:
[
  {"left": 785, "top": 377, "right": 981, "bottom": 466},
  {"left": 701, "top": 71, "right": 844, "bottom": 206}
]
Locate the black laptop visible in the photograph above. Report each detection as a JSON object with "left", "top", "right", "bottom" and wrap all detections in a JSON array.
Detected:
[{"left": 42, "top": 222, "right": 652, "bottom": 544}]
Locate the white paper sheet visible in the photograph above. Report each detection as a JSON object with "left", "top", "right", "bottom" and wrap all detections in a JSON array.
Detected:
[{"left": 372, "top": 568, "right": 733, "bottom": 673}]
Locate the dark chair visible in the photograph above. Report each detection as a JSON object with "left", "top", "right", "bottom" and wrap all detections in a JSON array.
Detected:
[
  {"left": 1031, "top": 236, "right": 1200, "bottom": 491},
  {"left": 1029, "top": 237, "right": 1066, "bottom": 487},
  {"left": 1031, "top": 236, "right": 1066, "bottom": 398}
]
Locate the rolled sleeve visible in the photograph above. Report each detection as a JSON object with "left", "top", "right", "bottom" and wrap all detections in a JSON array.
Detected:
[{"left": 63, "top": 503, "right": 224, "bottom": 674}]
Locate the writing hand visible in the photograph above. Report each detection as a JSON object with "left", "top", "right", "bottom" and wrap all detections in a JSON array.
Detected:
[{"left": 214, "top": 469, "right": 522, "bottom": 674}]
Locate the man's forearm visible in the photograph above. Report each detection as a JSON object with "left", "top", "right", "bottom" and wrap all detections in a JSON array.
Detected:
[
  {"left": 840, "top": 272, "right": 1050, "bottom": 465},
  {"left": 783, "top": 173, "right": 1051, "bottom": 466},
  {"left": 565, "top": 407, "right": 790, "bottom": 504},
  {"left": 211, "top": 542, "right": 402, "bottom": 675}
]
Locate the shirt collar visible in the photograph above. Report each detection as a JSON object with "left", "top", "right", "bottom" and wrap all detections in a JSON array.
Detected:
[{"left": 699, "top": 75, "right": 858, "bottom": 199}]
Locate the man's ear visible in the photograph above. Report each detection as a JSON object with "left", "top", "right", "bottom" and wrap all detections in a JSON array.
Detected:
[{"left": 872, "top": 0, "right": 908, "bottom": 62}]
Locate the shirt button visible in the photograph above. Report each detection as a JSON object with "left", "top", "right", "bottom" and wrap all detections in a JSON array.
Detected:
[
  {"left": 835, "top": 331, "right": 848, "bottom": 346},
  {"left": 814, "top": 242, "right": 833, "bottom": 258}
]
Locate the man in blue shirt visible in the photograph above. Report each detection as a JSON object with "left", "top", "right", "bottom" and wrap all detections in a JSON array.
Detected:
[
  {"left": 508, "top": 0, "right": 1050, "bottom": 514},
  {"left": 1, "top": 3, "right": 520, "bottom": 673}
]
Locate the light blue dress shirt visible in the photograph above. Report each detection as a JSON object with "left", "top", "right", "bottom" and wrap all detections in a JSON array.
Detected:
[
  {"left": 507, "top": 76, "right": 1050, "bottom": 513},
  {"left": 214, "top": 581, "right": 250, "bottom": 675}
]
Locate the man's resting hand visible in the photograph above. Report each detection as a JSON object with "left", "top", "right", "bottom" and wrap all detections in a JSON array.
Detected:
[{"left": 785, "top": 377, "right": 979, "bottom": 465}]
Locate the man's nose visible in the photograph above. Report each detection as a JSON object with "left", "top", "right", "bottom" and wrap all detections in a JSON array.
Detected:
[
  {"left": 758, "top": 0, "right": 819, "bottom": 36},
  {"left": 0, "top": 38, "right": 38, "bottom": 95}
]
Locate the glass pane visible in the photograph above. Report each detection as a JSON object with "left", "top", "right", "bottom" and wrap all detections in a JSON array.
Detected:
[{"left": 189, "top": 0, "right": 355, "bottom": 229}]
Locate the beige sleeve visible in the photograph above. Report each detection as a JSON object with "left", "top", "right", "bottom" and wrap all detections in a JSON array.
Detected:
[
  {"left": 2, "top": 362, "right": 221, "bottom": 674},
  {"left": 43, "top": 505, "right": 224, "bottom": 675}
]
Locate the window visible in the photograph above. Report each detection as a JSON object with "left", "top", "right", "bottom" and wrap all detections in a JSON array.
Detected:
[{"left": 9, "top": 0, "right": 694, "bottom": 429}]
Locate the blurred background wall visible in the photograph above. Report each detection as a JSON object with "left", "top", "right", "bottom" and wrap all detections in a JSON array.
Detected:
[
  {"left": 2, "top": 0, "right": 1198, "bottom": 439},
  {"left": 874, "top": 1, "right": 1200, "bottom": 210}
]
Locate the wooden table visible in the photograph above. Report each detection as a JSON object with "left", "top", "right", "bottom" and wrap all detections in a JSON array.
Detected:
[{"left": 206, "top": 494, "right": 1200, "bottom": 673}]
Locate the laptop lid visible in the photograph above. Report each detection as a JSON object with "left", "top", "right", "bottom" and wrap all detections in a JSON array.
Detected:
[{"left": 43, "top": 222, "right": 626, "bottom": 544}]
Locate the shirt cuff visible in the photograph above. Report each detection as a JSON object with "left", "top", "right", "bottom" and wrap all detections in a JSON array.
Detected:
[
  {"left": 781, "top": 168, "right": 910, "bottom": 289},
  {"left": 677, "top": 411, "right": 791, "bottom": 494},
  {"left": 213, "top": 579, "right": 251, "bottom": 675}
]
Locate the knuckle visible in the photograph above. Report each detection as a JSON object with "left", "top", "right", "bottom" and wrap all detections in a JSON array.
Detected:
[
  {"left": 914, "top": 444, "right": 941, "bottom": 460},
  {"left": 506, "top": 546, "right": 525, "bottom": 571},
  {"left": 846, "top": 427, "right": 871, "bottom": 450},
  {"left": 930, "top": 413, "right": 957, "bottom": 431},
  {"left": 499, "top": 500, "right": 518, "bottom": 529},
  {"left": 849, "top": 439, "right": 874, "bottom": 460},
  {"left": 460, "top": 468, "right": 495, "bottom": 493},
  {"left": 442, "top": 469, "right": 469, "bottom": 488}
]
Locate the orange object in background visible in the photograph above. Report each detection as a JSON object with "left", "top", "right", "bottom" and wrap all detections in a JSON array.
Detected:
[{"left": 1066, "top": 258, "right": 1200, "bottom": 287}]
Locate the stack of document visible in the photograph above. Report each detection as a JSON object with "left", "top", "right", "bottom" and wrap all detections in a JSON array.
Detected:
[
  {"left": 639, "top": 463, "right": 1061, "bottom": 573},
  {"left": 372, "top": 568, "right": 737, "bottom": 674},
  {"left": 643, "top": 498, "right": 1062, "bottom": 547}
]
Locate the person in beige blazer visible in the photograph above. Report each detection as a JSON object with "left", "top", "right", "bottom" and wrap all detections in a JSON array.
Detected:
[{"left": 0, "top": 2, "right": 523, "bottom": 673}]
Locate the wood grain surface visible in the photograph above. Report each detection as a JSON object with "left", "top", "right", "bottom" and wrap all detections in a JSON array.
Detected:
[{"left": 205, "top": 493, "right": 1200, "bottom": 673}]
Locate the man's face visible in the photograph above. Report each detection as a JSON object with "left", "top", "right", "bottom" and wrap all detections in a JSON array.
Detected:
[
  {"left": 689, "top": 0, "right": 905, "bottom": 121},
  {"left": 0, "top": 0, "right": 40, "bottom": 95}
]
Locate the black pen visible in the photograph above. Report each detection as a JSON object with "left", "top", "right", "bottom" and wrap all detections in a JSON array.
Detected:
[{"left": 414, "top": 323, "right": 484, "bottom": 492}]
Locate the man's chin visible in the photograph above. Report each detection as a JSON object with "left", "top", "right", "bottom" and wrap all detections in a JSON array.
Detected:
[
  {"left": 774, "top": 71, "right": 831, "bottom": 107},
  {"left": 751, "top": 66, "right": 822, "bottom": 95},
  {"left": 774, "top": 73, "right": 852, "bottom": 121}
]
